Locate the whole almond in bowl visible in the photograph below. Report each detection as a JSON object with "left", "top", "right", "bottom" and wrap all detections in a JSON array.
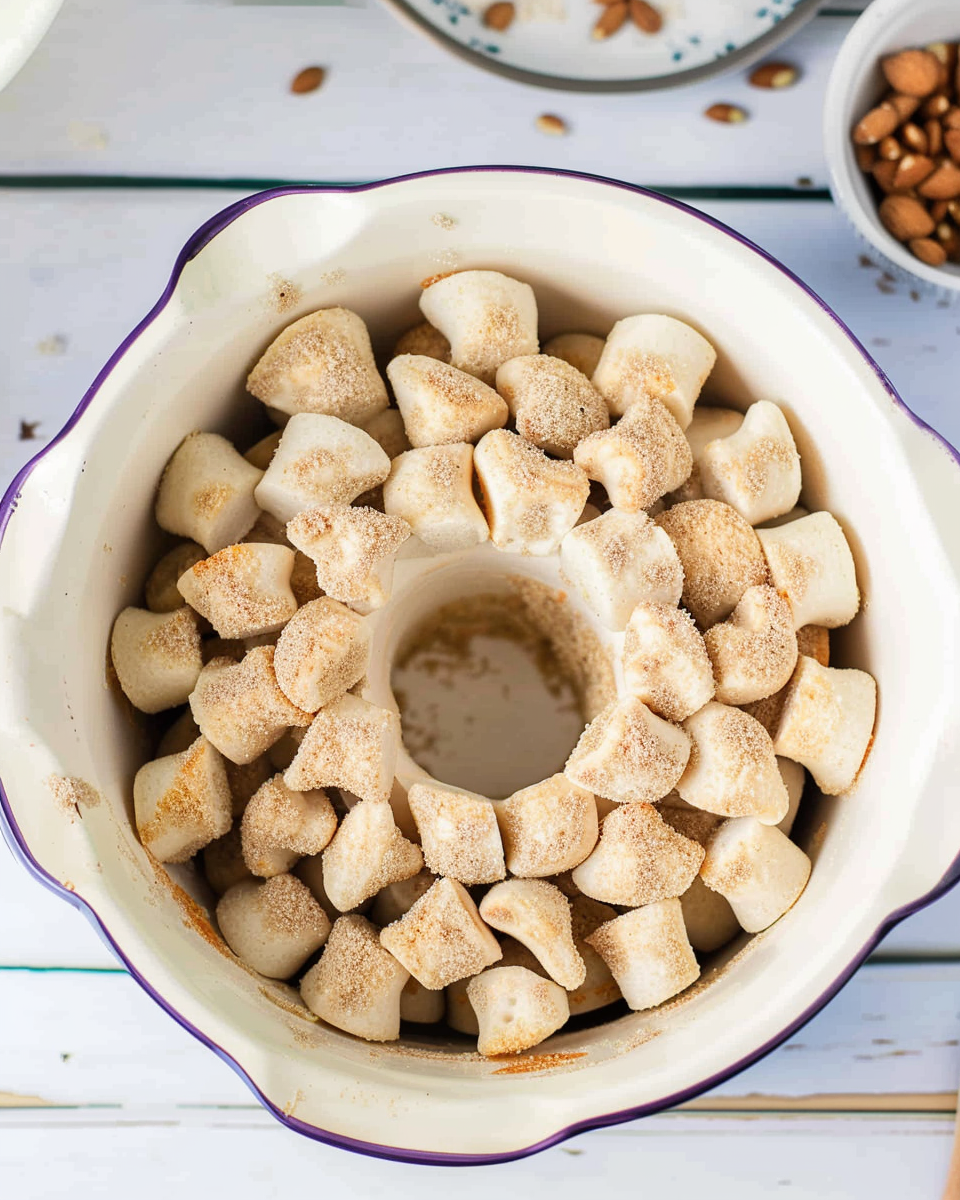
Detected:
[
  {"left": 878, "top": 194, "right": 936, "bottom": 241},
  {"left": 881, "top": 48, "right": 942, "bottom": 96}
]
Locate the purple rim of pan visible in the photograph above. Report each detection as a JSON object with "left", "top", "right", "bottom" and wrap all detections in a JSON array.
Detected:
[{"left": 1, "top": 166, "right": 958, "bottom": 1167}]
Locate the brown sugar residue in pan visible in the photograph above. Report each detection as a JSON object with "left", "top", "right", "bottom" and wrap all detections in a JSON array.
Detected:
[{"left": 491, "top": 1050, "right": 588, "bottom": 1075}]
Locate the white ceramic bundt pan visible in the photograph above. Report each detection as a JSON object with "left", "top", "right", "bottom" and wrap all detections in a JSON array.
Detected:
[{"left": 1, "top": 168, "right": 959, "bottom": 1165}]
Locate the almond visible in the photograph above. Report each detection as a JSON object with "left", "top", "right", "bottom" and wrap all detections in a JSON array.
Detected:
[
  {"left": 922, "top": 93, "right": 951, "bottom": 119},
  {"left": 871, "top": 159, "right": 900, "bottom": 194},
  {"left": 908, "top": 237, "right": 947, "bottom": 266},
  {"left": 629, "top": 0, "right": 662, "bottom": 33},
  {"left": 948, "top": 199, "right": 960, "bottom": 222},
  {"left": 888, "top": 93, "right": 920, "bottom": 122},
  {"left": 937, "top": 223, "right": 960, "bottom": 261},
  {"left": 882, "top": 49, "right": 941, "bottom": 98},
  {"left": 930, "top": 199, "right": 950, "bottom": 222},
  {"left": 536, "top": 113, "right": 569, "bottom": 136},
  {"left": 944, "top": 109, "right": 960, "bottom": 130},
  {"left": 945, "top": 129, "right": 960, "bottom": 164},
  {"left": 879, "top": 194, "right": 936, "bottom": 241},
  {"left": 926, "top": 42, "right": 959, "bottom": 89},
  {"left": 917, "top": 159, "right": 960, "bottom": 200},
  {"left": 926, "top": 118, "right": 944, "bottom": 156},
  {"left": 893, "top": 153, "right": 935, "bottom": 190},
  {"left": 593, "top": 1, "right": 627, "bottom": 38},
  {"left": 856, "top": 144, "right": 877, "bottom": 171},
  {"left": 901, "top": 122, "right": 928, "bottom": 154},
  {"left": 290, "top": 66, "right": 325, "bottom": 94},
  {"left": 878, "top": 135, "right": 903, "bottom": 160},
  {"left": 853, "top": 103, "right": 899, "bottom": 145},
  {"left": 483, "top": 1, "right": 515, "bottom": 30},
  {"left": 705, "top": 103, "right": 748, "bottom": 124},
  {"left": 749, "top": 61, "right": 798, "bottom": 89}
]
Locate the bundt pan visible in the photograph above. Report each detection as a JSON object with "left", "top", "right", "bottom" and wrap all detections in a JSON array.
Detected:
[{"left": 1, "top": 167, "right": 959, "bottom": 1164}]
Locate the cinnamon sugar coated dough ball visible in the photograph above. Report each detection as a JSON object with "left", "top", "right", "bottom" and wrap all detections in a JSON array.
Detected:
[
  {"left": 320, "top": 798, "right": 422, "bottom": 912},
  {"left": 495, "top": 774, "right": 598, "bottom": 878},
  {"left": 564, "top": 696, "right": 691, "bottom": 806},
  {"left": 479, "top": 879, "right": 585, "bottom": 990},
  {"left": 284, "top": 693, "right": 400, "bottom": 803},
  {"left": 797, "top": 624, "right": 830, "bottom": 666},
  {"left": 400, "top": 977, "right": 445, "bottom": 1024},
  {"left": 467, "top": 966, "right": 569, "bottom": 1057},
  {"left": 361, "top": 408, "right": 413, "bottom": 461},
  {"left": 567, "top": 895, "right": 622, "bottom": 1015},
  {"left": 700, "top": 817, "right": 811, "bottom": 933},
  {"left": 253, "top": 413, "right": 390, "bottom": 523},
  {"left": 622, "top": 602, "right": 715, "bottom": 723},
  {"left": 571, "top": 801, "right": 704, "bottom": 908},
  {"left": 698, "top": 401, "right": 802, "bottom": 526},
  {"left": 679, "top": 875, "right": 741, "bottom": 954},
  {"left": 573, "top": 395, "right": 693, "bottom": 513},
  {"left": 225, "top": 754, "right": 272, "bottom": 818},
  {"left": 157, "top": 709, "right": 202, "bottom": 757},
  {"left": 144, "top": 542, "right": 206, "bottom": 613},
  {"left": 473, "top": 429, "right": 590, "bottom": 555},
  {"left": 155, "top": 432, "right": 263, "bottom": 555},
  {"left": 246, "top": 308, "right": 389, "bottom": 424},
  {"left": 217, "top": 873, "right": 331, "bottom": 978},
  {"left": 286, "top": 505, "right": 410, "bottom": 615},
  {"left": 382, "top": 444, "right": 489, "bottom": 553},
  {"left": 586, "top": 899, "right": 700, "bottom": 1011},
  {"left": 703, "top": 584, "right": 799, "bottom": 705},
  {"left": 370, "top": 869, "right": 436, "bottom": 927},
  {"left": 273, "top": 598, "right": 369, "bottom": 713},
  {"left": 655, "top": 499, "right": 769, "bottom": 628},
  {"left": 419, "top": 270, "right": 539, "bottom": 385},
  {"left": 591, "top": 314, "right": 717, "bottom": 428},
  {"left": 773, "top": 656, "right": 877, "bottom": 795},
  {"left": 111, "top": 606, "right": 202, "bottom": 714},
  {"left": 777, "top": 756, "right": 806, "bottom": 837},
  {"left": 559, "top": 508, "right": 683, "bottom": 631},
  {"left": 444, "top": 939, "right": 550, "bottom": 1035},
  {"left": 379, "top": 877, "right": 502, "bottom": 990},
  {"left": 240, "top": 775, "right": 337, "bottom": 877},
  {"left": 134, "top": 736, "right": 232, "bottom": 863},
  {"left": 542, "top": 332, "right": 605, "bottom": 380},
  {"left": 177, "top": 543, "right": 298, "bottom": 640},
  {"left": 393, "top": 320, "right": 451, "bottom": 363},
  {"left": 300, "top": 914, "right": 408, "bottom": 1041},
  {"left": 669, "top": 406, "right": 744, "bottom": 504},
  {"left": 407, "top": 782, "right": 505, "bottom": 885},
  {"left": 203, "top": 827, "right": 254, "bottom": 896},
  {"left": 757, "top": 512, "right": 860, "bottom": 630},
  {"left": 678, "top": 701, "right": 788, "bottom": 824},
  {"left": 189, "top": 646, "right": 312, "bottom": 765},
  {"left": 386, "top": 356, "right": 509, "bottom": 448},
  {"left": 495, "top": 354, "right": 609, "bottom": 458}
]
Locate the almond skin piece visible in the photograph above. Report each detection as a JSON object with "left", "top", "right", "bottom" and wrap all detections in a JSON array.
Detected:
[
  {"left": 483, "top": 1, "right": 515, "bottom": 29},
  {"left": 882, "top": 49, "right": 941, "bottom": 98},
  {"left": 926, "top": 119, "right": 944, "bottom": 156},
  {"left": 705, "top": 103, "right": 748, "bottom": 124},
  {"left": 853, "top": 103, "right": 900, "bottom": 145},
  {"left": 629, "top": 0, "right": 662, "bottom": 33},
  {"left": 945, "top": 129, "right": 960, "bottom": 164},
  {"left": 749, "top": 61, "right": 799, "bottom": 89},
  {"left": 909, "top": 237, "right": 947, "bottom": 266},
  {"left": 901, "top": 122, "right": 928, "bottom": 154},
  {"left": 593, "top": 1, "right": 627, "bottom": 38},
  {"left": 918, "top": 160, "right": 960, "bottom": 200},
  {"left": 879, "top": 194, "right": 936, "bottom": 241},
  {"left": 893, "top": 153, "right": 935, "bottom": 190}
]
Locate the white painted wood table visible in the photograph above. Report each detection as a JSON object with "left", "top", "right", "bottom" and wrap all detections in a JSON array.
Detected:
[{"left": 2, "top": 0, "right": 960, "bottom": 1193}]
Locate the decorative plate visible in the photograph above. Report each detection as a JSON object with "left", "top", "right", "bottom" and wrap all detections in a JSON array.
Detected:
[{"left": 377, "top": 0, "right": 822, "bottom": 92}]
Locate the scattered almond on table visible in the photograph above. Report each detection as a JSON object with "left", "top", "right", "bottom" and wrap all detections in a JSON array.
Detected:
[
  {"left": 536, "top": 113, "right": 569, "bottom": 136},
  {"left": 748, "top": 61, "right": 799, "bottom": 89},
  {"left": 483, "top": 2, "right": 515, "bottom": 31},
  {"left": 705, "top": 103, "right": 748, "bottom": 125},
  {"left": 851, "top": 41, "right": 960, "bottom": 270},
  {"left": 290, "top": 66, "right": 325, "bottom": 95}
]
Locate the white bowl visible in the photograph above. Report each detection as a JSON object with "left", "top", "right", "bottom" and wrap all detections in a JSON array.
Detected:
[
  {"left": 2, "top": 168, "right": 960, "bottom": 1164},
  {"left": 824, "top": 0, "right": 960, "bottom": 296}
]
